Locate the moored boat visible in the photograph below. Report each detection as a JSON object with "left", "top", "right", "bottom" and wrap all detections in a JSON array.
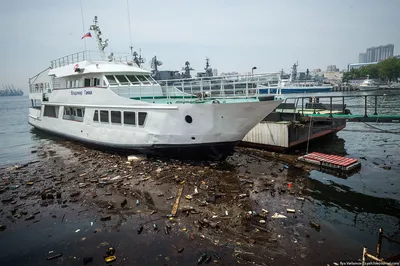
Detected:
[
  {"left": 359, "top": 76, "right": 379, "bottom": 91},
  {"left": 28, "top": 16, "right": 283, "bottom": 160}
]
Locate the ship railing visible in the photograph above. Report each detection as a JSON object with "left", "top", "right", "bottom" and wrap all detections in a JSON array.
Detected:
[
  {"left": 50, "top": 50, "right": 133, "bottom": 68},
  {"left": 158, "top": 72, "right": 282, "bottom": 99},
  {"left": 111, "top": 72, "right": 283, "bottom": 102}
]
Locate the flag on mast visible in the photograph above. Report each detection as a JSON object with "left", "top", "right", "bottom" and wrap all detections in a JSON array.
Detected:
[{"left": 81, "top": 32, "right": 92, "bottom": 39}]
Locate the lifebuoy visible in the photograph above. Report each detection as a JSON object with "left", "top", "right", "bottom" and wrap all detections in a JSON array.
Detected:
[{"left": 73, "top": 63, "right": 79, "bottom": 71}]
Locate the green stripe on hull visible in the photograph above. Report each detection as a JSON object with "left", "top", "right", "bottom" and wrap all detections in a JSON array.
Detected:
[{"left": 130, "top": 96, "right": 260, "bottom": 104}]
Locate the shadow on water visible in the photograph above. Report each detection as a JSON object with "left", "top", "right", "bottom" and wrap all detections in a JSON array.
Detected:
[{"left": 306, "top": 177, "right": 400, "bottom": 221}]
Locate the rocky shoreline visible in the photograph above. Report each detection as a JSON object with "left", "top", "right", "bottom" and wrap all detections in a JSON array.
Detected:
[{"left": 0, "top": 140, "right": 348, "bottom": 265}]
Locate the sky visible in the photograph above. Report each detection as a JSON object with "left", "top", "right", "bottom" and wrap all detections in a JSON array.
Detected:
[{"left": 0, "top": 0, "right": 399, "bottom": 90}]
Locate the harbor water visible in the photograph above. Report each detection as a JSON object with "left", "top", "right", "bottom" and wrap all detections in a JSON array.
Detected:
[{"left": 1, "top": 94, "right": 399, "bottom": 263}]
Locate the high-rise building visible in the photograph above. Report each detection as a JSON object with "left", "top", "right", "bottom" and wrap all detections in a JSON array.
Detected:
[
  {"left": 362, "top": 44, "right": 394, "bottom": 63},
  {"left": 326, "top": 65, "right": 339, "bottom": 72},
  {"left": 212, "top": 69, "right": 218, "bottom": 77},
  {"left": 359, "top": 53, "right": 367, "bottom": 63}
]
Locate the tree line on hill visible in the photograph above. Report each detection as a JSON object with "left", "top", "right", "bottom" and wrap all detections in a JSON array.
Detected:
[{"left": 342, "top": 57, "right": 400, "bottom": 82}]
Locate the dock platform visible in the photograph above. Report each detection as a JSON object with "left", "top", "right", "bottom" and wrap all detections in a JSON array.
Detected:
[
  {"left": 306, "top": 113, "right": 400, "bottom": 123},
  {"left": 241, "top": 112, "right": 346, "bottom": 152}
]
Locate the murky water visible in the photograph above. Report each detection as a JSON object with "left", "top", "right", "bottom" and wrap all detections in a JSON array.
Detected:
[
  {"left": 1, "top": 93, "right": 400, "bottom": 263},
  {"left": 0, "top": 206, "right": 234, "bottom": 266}
]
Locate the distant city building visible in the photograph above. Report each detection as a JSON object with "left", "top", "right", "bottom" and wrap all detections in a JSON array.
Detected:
[
  {"left": 359, "top": 44, "right": 394, "bottom": 63},
  {"left": 394, "top": 55, "right": 400, "bottom": 59},
  {"left": 358, "top": 53, "right": 367, "bottom": 63},
  {"left": 326, "top": 65, "right": 339, "bottom": 72},
  {"left": 311, "top": 68, "right": 321, "bottom": 74},
  {"left": 323, "top": 71, "right": 342, "bottom": 81},
  {"left": 212, "top": 69, "right": 218, "bottom": 77},
  {"left": 347, "top": 62, "right": 378, "bottom": 71}
]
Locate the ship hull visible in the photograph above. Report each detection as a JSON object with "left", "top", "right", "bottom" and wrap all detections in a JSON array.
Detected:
[{"left": 28, "top": 99, "right": 281, "bottom": 160}]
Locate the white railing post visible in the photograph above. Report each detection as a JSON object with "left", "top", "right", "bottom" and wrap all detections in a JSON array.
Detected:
[
  {"left": 182, "top": 82, "right": 185, "bottom": 102},
  {"left": 152, "top": 83, "right": 155, "bottom": 103},
  {"left": 220, "top": 79, "right": 223, "bottom": 98},
  {"left": 209, "top": 80, "right": 211, "bottom": 99},
  {"left": 246, "top": 74, "right": 249, "bottom": 98},
  {"left": 200, "top": 77, "right": 204, "bottom": 101}
]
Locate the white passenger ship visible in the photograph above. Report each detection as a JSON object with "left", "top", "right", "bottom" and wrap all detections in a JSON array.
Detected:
[{"left": 28, "top": 16, "right": 282, "bottom": 160}]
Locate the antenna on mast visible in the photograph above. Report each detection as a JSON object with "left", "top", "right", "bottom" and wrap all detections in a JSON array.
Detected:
[
  {"left": 79, "top": 0, "right": 87, "bottom": 51},
  {"left": 89, "top": 16, "right": 109, "bottom": 60}
]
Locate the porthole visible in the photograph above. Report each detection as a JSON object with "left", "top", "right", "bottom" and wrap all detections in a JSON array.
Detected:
[{"left": 185, "top": 115, "right": 193, "bottom": 124}]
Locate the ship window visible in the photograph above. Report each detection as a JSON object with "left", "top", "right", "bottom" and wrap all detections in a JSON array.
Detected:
[
  {"left": 93, "top": 110, "right": 99, "bottom": 122},
  {"left": 75, "top": 80, "right": 79, "bottom": 87},
  {"left": 63, "top": 106, "right": 84, "bottom": 122},
  {"left": 106, "top": 75, "right": 118, "bottom": 86},
  {"left": 125, "top": 75, "right": 140, "bottom": 85},
  {"left": 124, "top": 111, "right": 136, "bottom": 125},
  {"left": 84, "top": 78, "right": 91, "bottom": 87},
  {"left": 100, "top": 110, "right": 109, "bottom": 123},
  {"left": 111, "top": 111, "right": 122, "bottom": 124},
  {"left": 138, "top": 112, "right": 147, "bottom": 126},
  {"left": 64, "top": 107, "right": 71, "bottom": 116},
  {"left": 43, "top": 105, "right": 58, "bottom": 118},
  {"left": 136, "top": 75, "right": 151, "bottom": 85},
  {"left": 93, "top": 78, "right": 100, "bottom": 87},
  {"left": 115, "top": 75, "right": 129, "bottom": 85}
]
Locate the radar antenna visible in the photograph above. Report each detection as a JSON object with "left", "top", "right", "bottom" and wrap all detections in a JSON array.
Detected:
[
  {"left": 181, "top": 61, "right": 193, "bottom": 78},
  {"left": 89, "top": 16, "right": 109, "bottom": 60},
  {"left": 150, "top": 56, "right": 163, "bottom": 78},
  {"left": 204, "top": 57, "right": 213, "bottom": 77},
  {"left": 130, "top": 46, "right": 145, "bottom": 67}
]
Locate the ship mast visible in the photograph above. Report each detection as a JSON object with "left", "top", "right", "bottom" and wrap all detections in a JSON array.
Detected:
[{"left": 89, "top": 16, "right": 109, "bottom": 60}]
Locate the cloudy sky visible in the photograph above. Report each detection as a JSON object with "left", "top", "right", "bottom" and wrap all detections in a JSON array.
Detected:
[{"left": 1, "top": 0, "right": 399, "bottom": 90}]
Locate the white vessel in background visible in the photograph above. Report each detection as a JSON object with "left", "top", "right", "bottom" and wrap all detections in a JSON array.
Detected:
[
  {"left": 259, "top": 62, "right": 332, "bottom": 94},
  {"left": 28, "top": 16, "right": 283, "bottom": 160},
  {"left": 359, "top": 75, "right": 379, "bottom": 91}
]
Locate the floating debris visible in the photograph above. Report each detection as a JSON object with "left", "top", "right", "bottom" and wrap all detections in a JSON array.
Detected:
[
  {"left": 100, "top": 215, "right": 111, "bottom": 221},
  {"left": 104, "top": 256, "right": 116, "bottom": 263},
  {"left": 137, "top": 225, "right": 143, "bottom": 234},
  {"left": 121, "top": 199, "right": 127, "bottom": 207},
  {"left": 47, "top": 254, "right": 62, "bottom": 260},
  {"left": 271, "top": 213, "right": 287, "bottom": 219},
  {"left": 197, "top": 253, "right": 207, "bottom": 264},
  {"left": 310, "top": 221, "right": 321, "bottom": 231}
]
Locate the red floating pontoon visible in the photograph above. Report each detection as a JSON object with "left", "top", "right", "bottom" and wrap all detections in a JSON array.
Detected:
[{"left": 298, "top": 152, "right": 361, "bottom": 172}]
